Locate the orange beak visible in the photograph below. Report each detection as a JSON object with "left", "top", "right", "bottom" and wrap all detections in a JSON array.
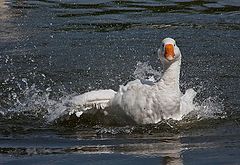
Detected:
[{"left": 164, "top": 44, "right": 175, "bottom": 61}]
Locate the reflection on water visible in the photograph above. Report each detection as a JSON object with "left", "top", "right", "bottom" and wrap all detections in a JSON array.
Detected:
[
  {"left": 0, "top": 134, "right": 184, "bottom": 164},
  {"left": 0, "top": 0, "right": 21, "bottom": 42},
  {"left": 1, "top": 126, "right": 240, "bottom": 164},
  {"left": 0, "top": 0, "right": 8, "bottom": 19},
  {"left": 0, "top": 0, "right": 9, "bottom": 38}
]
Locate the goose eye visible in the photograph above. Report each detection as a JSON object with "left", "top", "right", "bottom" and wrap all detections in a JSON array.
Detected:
[{"left": 162, "top": 44, "right": 164, "bottom": 48}]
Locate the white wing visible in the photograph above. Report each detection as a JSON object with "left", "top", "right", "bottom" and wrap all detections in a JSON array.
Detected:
[{"left": 70, "top": 89, "right": 117, "bottom": 110}]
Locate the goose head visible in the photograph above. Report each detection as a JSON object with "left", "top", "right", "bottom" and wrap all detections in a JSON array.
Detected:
[{"left": 158, "top": 38, "right": 181, "bottom": 65}]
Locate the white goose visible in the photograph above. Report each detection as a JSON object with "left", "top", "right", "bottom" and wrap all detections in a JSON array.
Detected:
[{"left": 70, "top": 38, "right": 196, "bottom": 124}]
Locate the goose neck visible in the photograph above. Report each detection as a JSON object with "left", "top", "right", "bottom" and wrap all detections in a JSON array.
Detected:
[{"left": 161, "top": 59, "right": 181, "bottom": 86}]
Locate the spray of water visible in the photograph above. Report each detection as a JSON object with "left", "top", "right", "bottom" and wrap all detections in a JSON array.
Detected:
[
  {"left": 0, "top": 62, "right": 225, "bottom": 126},
  {"left": 133, "top": 62, "right": 162, "bottom": 81}
]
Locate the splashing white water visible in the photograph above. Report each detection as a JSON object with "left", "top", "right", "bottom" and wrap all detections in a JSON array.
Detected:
[
  {"left": 1, "top": 62, "right": 225, "bottom": 124},
  {"left": 185, "top": 97, "right": 225, "bottom": 120},
  {"left": 133, "top": 61, "right": 162, "bottom": 83},
  {"left": 1, "top": 78, "right": 69, "bottom": 121}
]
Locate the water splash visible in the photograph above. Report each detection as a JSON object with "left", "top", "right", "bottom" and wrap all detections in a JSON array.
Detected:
[
  {"left": 4, "top": 86, "right": 47, "bottom": 120},
  {"left": 185, "top": 97, "right": 226, "bottom": 120},
  {"left": 133, "top": 62, "right": 162, "bottom": 82},
  {"left": 0, "top": 78, "right": 67, "bottom": 123},
  {"left": 0, "top": 62, "right": 226, "bottom": 128}
]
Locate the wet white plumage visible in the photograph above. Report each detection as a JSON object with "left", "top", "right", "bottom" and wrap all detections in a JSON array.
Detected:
[{"left": 70, "top": 38, "right": 196, "bottom": 124}]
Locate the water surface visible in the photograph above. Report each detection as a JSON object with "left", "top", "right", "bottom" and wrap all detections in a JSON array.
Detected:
[{"left": 0, "top": 0, "right": 240, "bottom": 164}]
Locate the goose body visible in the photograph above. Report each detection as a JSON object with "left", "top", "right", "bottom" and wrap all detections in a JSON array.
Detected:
[{"left": 70, "top": 38, "right": 196, "bottom": 124}]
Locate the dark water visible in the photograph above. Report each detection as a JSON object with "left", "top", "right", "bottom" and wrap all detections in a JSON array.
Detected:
[{"left": 1, "top": 0, "right": 240, "bottom": 164}]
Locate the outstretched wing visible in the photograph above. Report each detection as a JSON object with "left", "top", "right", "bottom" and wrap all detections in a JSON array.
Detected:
[{"left": 69, "top": 89, "right": 117, "bottom": 114}]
